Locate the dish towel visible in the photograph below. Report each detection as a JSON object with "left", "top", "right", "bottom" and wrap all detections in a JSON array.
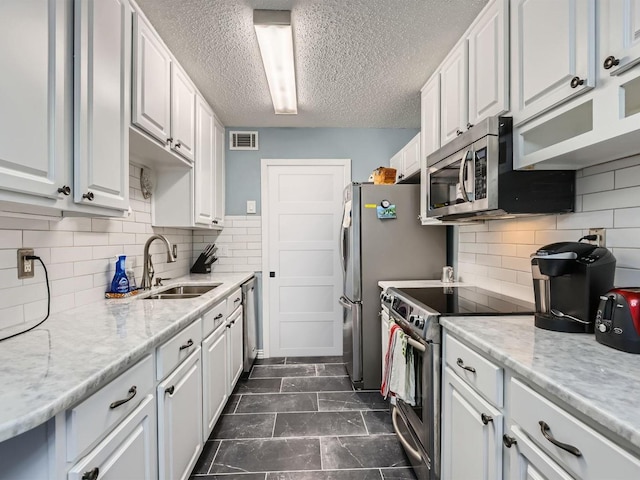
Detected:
[{"left": 381, "top": 323, "right": 417, "bottom": 406}]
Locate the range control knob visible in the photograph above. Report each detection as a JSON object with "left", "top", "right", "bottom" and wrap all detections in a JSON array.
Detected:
[
  {"left": 409, "top": 315, "right": 425, "bottom": 329},
  {"left": 597, "top": 322, "right": 610, "bottom": 333}
]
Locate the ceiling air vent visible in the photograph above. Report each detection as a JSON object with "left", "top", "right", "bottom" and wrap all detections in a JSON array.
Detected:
[{"left": 230, "top": 131, "right": 259, "bottom": 150}]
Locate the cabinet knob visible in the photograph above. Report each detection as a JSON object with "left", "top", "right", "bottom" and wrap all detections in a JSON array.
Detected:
[
  {"left": 165, "top": 385, "right": 175, "bottom": 395},
  {"left": 398, "top": 173, "right": 404, "bottom": 179},
  {"left": 212, "top": 219, "right": 218, "bottom": 224},
  {"left": 570, "top": 76, "right": 584, "bottom": 88},
  {"left": 502, "top": 434, "right": 517, "bottom": 448},
  {"left": 81, "top": 467, "right": 99, "bottom": 480},
  {"left": 603, "top": 55, "right": 620, "bottom": 70},
  {"left": 481, "top": 413, "right": 493, "bottom": 425},
  {"left": 82, "top": 191, "right": 94, "bottom": 201},
  {"left": 57, "top": 185, "right": 71, "bottom": 196},
  {"left": 466, "top": 123, "right": 474, "bottom": 130},
  {"left": 175, "top": 142, "right": 182, "bottom": 148},
  {"left": 456, "top": 129, "right": 463, "bottom": 136},
  {"left": 166, "top": 137, "right": 173, "bottom": 145}
]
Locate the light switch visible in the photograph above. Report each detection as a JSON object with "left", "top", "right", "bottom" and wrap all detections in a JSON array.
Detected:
[{"left": 247, "top": 200, "right": 257, "bottom": 214}]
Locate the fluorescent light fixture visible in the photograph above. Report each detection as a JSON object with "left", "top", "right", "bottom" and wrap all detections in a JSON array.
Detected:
[{"left": 253, "top": 9, "right": 297, "bottom": 115}]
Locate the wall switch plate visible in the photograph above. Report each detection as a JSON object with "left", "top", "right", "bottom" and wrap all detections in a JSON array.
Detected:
[
  {"left": 17, "top": 248, "right": 34, "bottom": 279},
  {"left": 246, "top": 200, "right": 256, "bottom": 214},
  {"left": 218, "top": 245, "right": 230, "bottom": 257},
  {"left": 588, "top": 228, "right": 606, "bottom": 247}
]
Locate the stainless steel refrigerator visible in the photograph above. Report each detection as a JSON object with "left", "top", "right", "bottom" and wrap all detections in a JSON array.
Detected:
[{"left": 339, "top": 183, "right": 446, "bottom": 389}]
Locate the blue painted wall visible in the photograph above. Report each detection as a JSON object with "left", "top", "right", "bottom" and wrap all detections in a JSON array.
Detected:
[{"left": 225, "top": 127, "right": 419, "bottom": 215}]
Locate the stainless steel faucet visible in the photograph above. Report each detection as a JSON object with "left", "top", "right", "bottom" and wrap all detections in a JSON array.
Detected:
[{"left": 141, "top": 234, "right": 176, "bottom": 289}]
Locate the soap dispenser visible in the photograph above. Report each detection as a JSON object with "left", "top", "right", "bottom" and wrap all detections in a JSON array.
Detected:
[{"left": 110, "top": 255, "right": 130, "bottom": 293}]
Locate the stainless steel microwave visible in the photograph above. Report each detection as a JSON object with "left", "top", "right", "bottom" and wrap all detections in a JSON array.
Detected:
[{"left": 426, "top": 117, "right": 575, "bottom": 221}]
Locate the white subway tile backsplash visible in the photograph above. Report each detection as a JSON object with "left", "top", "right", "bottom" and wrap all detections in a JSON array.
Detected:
[
  {"left": 0, "top": 250, "right": 16, "bottom": 269},
  {"left": 475, "top": 254, "right": 501, "bottom": 267},
  {"left": 51, "top": 246, "right": 93, "bottom": 264},
  {"left": 583, "top": 186, "right": 640, "bottom": 211},
  {"left": 92, "top": 219, "right": 123, "bottom": 233},
  {"left": 23, "top": 230, "right": 73, "bottom": 248},
  {"left": 0, "top": 217, "right": 49, "bottom": 231},
  {"left": 0, "top": 306, "right": 24, "bottom": 330},
  {"left": 476, "top": 232, "right": 503, "bottom": 243},
  {"left": 49, "top": 217, "right": 92, "bottom": 232},
  {"left": 575, "top": 171, "right": 614, "bottom": 195},
  {"left": 458, "top": 155, "right": 640, "bottom": 300},
  {"left": 74, "top": 232, "right": 107, "bottom": 247},
  {"left": 458, "top": 223, "right": 489, "bottom": 233}
]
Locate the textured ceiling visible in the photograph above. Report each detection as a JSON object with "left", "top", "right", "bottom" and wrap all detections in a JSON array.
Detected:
[{"left": 134, "top": 0, "right": 489, "bottom": 128}]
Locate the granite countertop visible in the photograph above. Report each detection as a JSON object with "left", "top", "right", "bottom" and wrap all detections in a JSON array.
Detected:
[
  {"left": 0, "top": 272, "right": 253, "bottom": 443},
  {"left": 440, "top": 315, "right": 640, "bottom": 452}
]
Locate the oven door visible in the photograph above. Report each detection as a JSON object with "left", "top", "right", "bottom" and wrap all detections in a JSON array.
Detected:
[{"left": 392, "top": 332, "right": 440, "bottom": 480}]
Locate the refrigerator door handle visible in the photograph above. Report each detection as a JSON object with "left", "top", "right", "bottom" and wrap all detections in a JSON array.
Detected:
[
  {"left": 339, "top": 225, "right": 347, "bottom": 273},
  {"left": 339, "top": 296, "right": 352, "bottom": 309}
]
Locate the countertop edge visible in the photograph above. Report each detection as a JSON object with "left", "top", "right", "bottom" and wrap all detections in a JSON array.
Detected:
[{"left": 0, "top": 271, "right": 254, "bottom": 443}]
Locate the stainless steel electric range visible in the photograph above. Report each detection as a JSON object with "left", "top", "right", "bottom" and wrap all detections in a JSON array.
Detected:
[{"left": 382, "top": 285, "right": 534, "bottom": 480}]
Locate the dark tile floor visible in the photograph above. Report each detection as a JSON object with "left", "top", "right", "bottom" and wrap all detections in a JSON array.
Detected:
[{"left": 190, "top": 357, "right": 417, "bottom": 480}]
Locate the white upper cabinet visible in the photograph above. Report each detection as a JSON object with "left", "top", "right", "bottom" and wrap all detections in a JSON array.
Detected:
[
  {"left": 132, "top": 13, "right": 171, "bottom": 145},
  {"left": 170, "top": 64, "right": 196, "bottom": 162},
  {"left": 602, "top": 0, "right": 640, "bottom": 76},
  {"left": 420, "top": 75, "right": 441, "bottom": 162},
  {"left": 74, "top": 0, "right": 131, "bottom": 211},
  {"left": 440, "top": 42, "right": 469, "bottom": 145},
  {"left": 389, "top": 151, "right": 403, "bottom": 180},
  {"left": 511, "top": 0, "right": 596, "bottom": 125},
  {"left": 402, "top": 133, "right": 421, "bottom": 179},
  {"left": 212, "top": 117, "right": 226, "bottom": 229},
  {"left": 0, "top": 0, "right": 71, "bottom": 205},
  {"left": 467, "top": 0, "right": 509, "bottom": 126},
  {"left": 195, "top": 95, "right": 215, "bottom": 227}
]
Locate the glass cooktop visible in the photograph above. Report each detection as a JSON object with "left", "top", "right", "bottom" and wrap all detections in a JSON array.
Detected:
[{"left": 391, "top": 286, "right": 535, "bottom": 316}]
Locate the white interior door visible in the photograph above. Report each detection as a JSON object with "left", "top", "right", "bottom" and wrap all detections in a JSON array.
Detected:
[{"left": 262, "top": 159, "right": 351, "bottom": 357}]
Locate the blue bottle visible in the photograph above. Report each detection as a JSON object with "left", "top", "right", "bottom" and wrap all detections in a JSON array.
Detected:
[{"left": 110, "top": 255, "right": 130, "bottom": 293}]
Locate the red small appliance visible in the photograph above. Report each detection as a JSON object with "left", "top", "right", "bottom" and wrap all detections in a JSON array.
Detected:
[{"left": 595, "top": 288, "right": 640, "bottom": 353}]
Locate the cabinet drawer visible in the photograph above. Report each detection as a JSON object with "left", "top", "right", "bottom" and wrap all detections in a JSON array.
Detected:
[
  {"left": 511, "top": 378, "right": 640, "bottom": 479},
  {"left": 66, "top": 354, "right": 154, "bottom": 461},
  {"left": 444, "top": 333, "right": 503, "bottom": 407},
  {"left": 202, "top": 300, "right": 226, "bottom": 338},
  {"left": 156, "top": 318, "right": 202, "bottom": 380},
  {"left": 227, "top": 288, "right": 242, "bottom": 316}
]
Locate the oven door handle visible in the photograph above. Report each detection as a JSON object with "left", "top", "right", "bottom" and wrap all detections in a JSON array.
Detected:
[
  {"left": 406, "top": 335, "right": 427, "bottom": 353},
  {"left": 458, "top": 150, "right": 472, "bottom": 203},
  {"left": 392, "top": 407, "right": 423, "bottom": 462}
]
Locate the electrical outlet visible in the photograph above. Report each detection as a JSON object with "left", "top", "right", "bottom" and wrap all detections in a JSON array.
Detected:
[
  {"left": 17, "top": 248, "right": 34, "bottom": 279},
  {"left": 588, "top": 228, "right": 606, "bottom": 247}
]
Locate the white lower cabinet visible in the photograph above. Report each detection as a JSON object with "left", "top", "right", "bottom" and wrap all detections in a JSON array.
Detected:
[
  {"left": 441, "top": 331, "right": 640, "bottom": 480},
  {"left": 68, "top": 394, "right": 157, "bottom": 480},
  {"left": 227, "top": 306, "right": 244, "bottom": 393},
  {"left": 202, "top": 323, "right": 228, "bottom": 441},
  {"left": 441, "top": 367, "right": 502, "bottom": 480},
  {"left": 157, "top": 347, "right": 203, "bottom": 480}
]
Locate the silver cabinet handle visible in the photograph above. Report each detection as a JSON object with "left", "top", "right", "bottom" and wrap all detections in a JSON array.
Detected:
[
  {"left": 109, "top": 386, "right": 137, "bottom": 409},
  {"left": 539, "top": 421, "right": 582, "bottom": 457},
  {"left": 456, "top": 357, "right": 476, "bottom": 373},
  {"left": 179, "top": 339, "right": 193, "bottom": 350},
  {"left": 214, "top": 313, "right": 223, "bottom": 320},
  {"left": 82, "top": 467, "right": 99, "bottom": 480}
]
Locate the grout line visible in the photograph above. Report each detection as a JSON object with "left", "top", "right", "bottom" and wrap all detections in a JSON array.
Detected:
[
  {"left": 232, "top": 394, "right": 240, "bottom": 414},
  {"left": 206, "top": 439, "right": 223, "bottom": 475},
  {"left": 319, "top": 436, "right": 324, "bottom": 471},
  {"left": 223, "top": 409, "right": 388, "bottom": 416},
  {"left": 271, "top": 412, "right": 278, "bottom": 438},
  {"left": 360, "top": 410, "right": 370, "bottom": 435}
]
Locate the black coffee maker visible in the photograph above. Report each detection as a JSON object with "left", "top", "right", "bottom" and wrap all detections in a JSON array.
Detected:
[{"left": 531, "top": 241, "right": 616, "bottom": 333}]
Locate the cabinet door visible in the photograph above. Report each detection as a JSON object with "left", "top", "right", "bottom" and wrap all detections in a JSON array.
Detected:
[
  {"left": 0, "top": 0, "right": 71, "bottom": 202},
  {"left": 212, "top": 117, "right": 226, "bottom": 228},
  {"left": 132, "top": 13, "right": 171, "bottom": 144},
  {"left": 402, "top": 133, "right": 421, "bottom": 179},
  {"left": 68, "top": 394, "right": 157, "bottom": 480},
  {"left": 421, "top": 76, "right": 441, "bottom": 161},
  {"left": 171, "top": 63, "right": 196, "bottom": 162},
  {"left": 441, "top": 366, "right": 502, "bottom": 480},
  {"left": 390, "top": 151, "right": 403, "bottom": 182},
  {"left": 603, "top": 0, "right": 640, "bottom": 76},
  {"left": 506, "top": 425, "right": 573, "bottom": 480},
  {"left": 158, "top": 348, "right": 203, "bottom": 480},
  {"left": 74, "top": 0, "right": 130, "bottom": 211},
  {"left": 202, "top": 325, "right": 228, "bottom": 441},
  {"left": 440, "top": 42, "right": 468, "bottom": 145},
  {"left": 468, "top": 0, "right": 509, "bottom": 125},
  {"left": 511, "top": 0, "right": 595, "bottom": 124},
  {"left": 195, "top": 95, "right": 215, "bottom": 227},
  {"left": 227, "top": 308, "right": 244, "bottom": 393}
]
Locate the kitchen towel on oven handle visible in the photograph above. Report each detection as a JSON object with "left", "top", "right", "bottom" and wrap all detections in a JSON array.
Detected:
[{"left": 381, "top": 323, "right": 416, "bottom": 405}]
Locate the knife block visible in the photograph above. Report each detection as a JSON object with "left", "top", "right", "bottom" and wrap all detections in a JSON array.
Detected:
[{"left": 190, "top": 253, "right": 214, "bottom": 274}]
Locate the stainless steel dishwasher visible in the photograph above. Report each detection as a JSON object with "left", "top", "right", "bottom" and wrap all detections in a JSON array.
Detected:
[{"left": 242, "top": 277, "right": 258, "bottom": 372}]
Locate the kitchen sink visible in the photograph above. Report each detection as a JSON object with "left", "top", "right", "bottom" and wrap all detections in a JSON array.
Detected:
[{"left": 141, "top": 283, "right": 221, "bottom": 300}]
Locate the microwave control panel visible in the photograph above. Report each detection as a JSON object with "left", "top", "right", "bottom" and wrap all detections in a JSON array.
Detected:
[{"left": 474, "top": 148, "right": 488, "bottom": 200}]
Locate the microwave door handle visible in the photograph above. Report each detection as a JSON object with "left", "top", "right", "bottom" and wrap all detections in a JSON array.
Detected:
[{"left": 458, "top": 150, "right": 471, "bottom": 203}]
